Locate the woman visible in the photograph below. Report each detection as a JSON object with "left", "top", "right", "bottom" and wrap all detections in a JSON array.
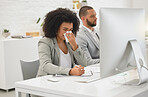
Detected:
[{"left": 37, "top": 8, "right": 87, "bottom": 77}]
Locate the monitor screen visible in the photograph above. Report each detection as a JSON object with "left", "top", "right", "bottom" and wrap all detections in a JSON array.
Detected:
[{"left": 100, "top": 8, "right": 146, "bottom": 78}]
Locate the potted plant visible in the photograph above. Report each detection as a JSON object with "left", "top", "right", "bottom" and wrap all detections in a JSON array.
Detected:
[
  {"left": 36, "top": 17, "right": 45, "bottom": 36},
  {"left": 2, "top": 29, "right": 10, "bottom": 38},
  {"left": 81, "top": 0, "right": 87, "bottom": 7},
  {"left": 82, "top": 0, "right": 87, "bottom": 2}
]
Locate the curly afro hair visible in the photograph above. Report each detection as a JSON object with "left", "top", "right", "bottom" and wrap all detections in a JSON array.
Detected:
[{"left": 43, "top": 8, "right": 80, "bottom": 38}]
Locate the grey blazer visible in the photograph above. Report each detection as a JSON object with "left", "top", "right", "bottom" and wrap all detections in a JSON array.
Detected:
[
  {"left": 76, "top": 26, "right": 100, "bottom": 65},
  {"left": 37, "top": 37, "right": 87, "bottom": 77}
]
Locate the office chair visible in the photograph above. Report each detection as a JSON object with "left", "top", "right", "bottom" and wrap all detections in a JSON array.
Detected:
[{"left": 20, "top": 59, "right": 40, "bottom": 97}]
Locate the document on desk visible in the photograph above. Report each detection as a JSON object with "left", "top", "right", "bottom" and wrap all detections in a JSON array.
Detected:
[
  {"left": 47, "top": 65, "right": 100, "bottom": 83},
  {"left": 82, "top": 65, "right": 100, "bottom": 76},
  {"left": 75, "top": 65, "right": 100, "bottom": 83}
]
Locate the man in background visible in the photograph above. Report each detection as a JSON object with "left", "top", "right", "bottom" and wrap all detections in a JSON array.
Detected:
[{"left": 76, "top": 6, "right": 100, "bottom": 65}]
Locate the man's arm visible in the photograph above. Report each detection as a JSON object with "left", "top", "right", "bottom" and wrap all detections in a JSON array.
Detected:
[{"left": 76, "top": 35, "right": 100, "bottom": 65}]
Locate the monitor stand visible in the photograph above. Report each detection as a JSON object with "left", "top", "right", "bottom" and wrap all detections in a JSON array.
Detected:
[{"left": 128, "top": 39, "right": 148, "bottom": 85}]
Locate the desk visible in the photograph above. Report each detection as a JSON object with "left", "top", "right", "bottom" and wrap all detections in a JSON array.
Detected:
[{"left": 15, "top": 69, "right": 148, "bottom": 97}]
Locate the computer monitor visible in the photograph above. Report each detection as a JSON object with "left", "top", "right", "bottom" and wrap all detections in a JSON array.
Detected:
[{"left": 100, "top": 8, "right": 147, "bottom": 82}]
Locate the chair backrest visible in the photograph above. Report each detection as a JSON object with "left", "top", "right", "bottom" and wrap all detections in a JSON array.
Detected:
[{"left": 20, "top": 60, "right": 40, "bottom": 80}]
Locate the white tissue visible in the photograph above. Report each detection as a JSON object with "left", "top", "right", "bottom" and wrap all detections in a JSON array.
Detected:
[{"left": 64, "top": 31, "right": 72, "bottom": 42}]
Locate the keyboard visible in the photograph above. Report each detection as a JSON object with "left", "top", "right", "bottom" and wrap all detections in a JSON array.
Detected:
[{"left": 76, "top": 73, "right": 100, "bottom": 83}]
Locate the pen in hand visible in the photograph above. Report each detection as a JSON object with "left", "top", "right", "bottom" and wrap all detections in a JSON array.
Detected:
[{"left": 75, "top": 65, "right": 84, "bottom": 70}]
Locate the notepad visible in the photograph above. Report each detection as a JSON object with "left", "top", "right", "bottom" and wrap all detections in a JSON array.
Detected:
[
  {"left": 81, "top": 71, "right": 93, "bottom": 77},
  {"left": 84, "top": 66, "right": 100, "bottom": 73}
]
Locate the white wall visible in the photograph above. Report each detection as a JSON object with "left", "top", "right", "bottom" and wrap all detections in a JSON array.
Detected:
[
  {"left": 132, "top": 0, "right": 148, "bottom": 34},
  {"left": 87, "top": 0, "right": 132, "bottom": 30},
  {"left": 0, "top": 0, "right": 72, "bottom": 37},
  {"left": 0, "top": 0, "right": 132, "bottom": 37}
]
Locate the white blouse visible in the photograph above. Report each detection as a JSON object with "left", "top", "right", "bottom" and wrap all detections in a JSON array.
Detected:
[{"left": 59, "top": 49, "right": 72, "bottom": 68}]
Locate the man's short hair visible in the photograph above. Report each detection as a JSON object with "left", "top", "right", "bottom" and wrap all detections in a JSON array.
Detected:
[{"left": 79, "top": 6, "right": 93, "bottom": 19}]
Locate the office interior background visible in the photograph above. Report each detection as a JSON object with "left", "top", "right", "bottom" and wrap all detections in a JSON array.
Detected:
[
  {"left": 0, "top": 0, "right": 148, "bottom": 37},
  {"left": 0, "top": 0, "right": 148, "bottom": 97}
]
